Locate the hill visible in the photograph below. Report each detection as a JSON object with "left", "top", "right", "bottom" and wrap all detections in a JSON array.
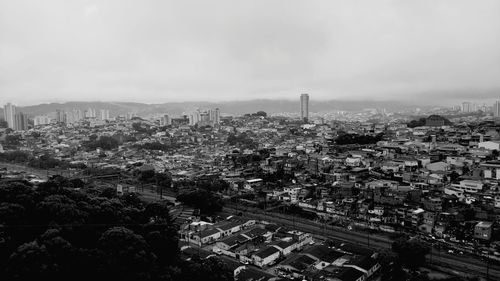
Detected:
[{"left": 1, "top": 99, "right": 418, "bottom": 117}]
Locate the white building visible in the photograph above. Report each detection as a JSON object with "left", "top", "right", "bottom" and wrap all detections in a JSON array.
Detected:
[
  {"left": 478, "top": 141, "right": 500, "bottom": 151},
  {"left": 451, "top": 180, "right": 484, "bottom": 193},
  {"left": 3, "top": 103, "right": 16, "bottom": 129},
  {"left": 34, "top": 115, "right": 51, "bottom": 126}
]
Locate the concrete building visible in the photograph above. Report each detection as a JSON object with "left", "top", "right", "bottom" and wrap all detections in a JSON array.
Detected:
[
  {"left": 56, "top": 109, "right": 66, "bottom": 124},
  {"left": 300, "top": 93, "right": 309, "bottom": 122},
  {"left": 99, "top": 109, "right": 110, "bottom": 121},
  {"left": 474, "top": 221, "right": 493, "bottom": 240},
  {"left": 3, "top": 103, "right": 16, "bottom": 129},
  {"left": 34, "top": 115, "right": 51, "bottom": 126},
  {"left": 493, "top": 101, "right": 500, "bottom": 117},
  {"left": 251, "top": 246, "right": 281, "bottom": 267},
  {"left": 462, "top": 102, "right": 471, "bottom": 113},
  {"left": 14, "top": 112, "right": 28, "bottom": 131},
  {"left": 161, "top": 114, "right": 172, "bottom": 126}
]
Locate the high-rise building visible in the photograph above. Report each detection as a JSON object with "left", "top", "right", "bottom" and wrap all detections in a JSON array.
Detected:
[
  {"left": 209, "top": 108, "right": 220, "bottom": 125},
  {"left": 300, "top": 93, "right": 309, "bottom": 122},
  {"left": 34, "top": 115, "right": 51, "bottom": 126},
  {"left": 126, "top": 112, "right": 137, "bottom": 120},
  {"left": 189, "top": 108, "right": 220, "bottom": 126},
  {"left": 56, "top": 109, "right": 66, "bottom": 124},
  {"left": 99, "top": 109, "right": 110, "bottom": 121},
  {"left": 462, "top": 102, "right": 471, "bottom": 113},
  {"left": 494, "top": 101, "right": 500, "bottom": 117},
  {"left": 161, "top": 114, "right": 171, "bottom": 126},
  {"left": 189, "top": 110, "right": 201, "bottom": 126},
  {"left": 85, "top": 108, "right": 96, "bottom": 118},
  {"left": 14, "top": 112, "right": 28, "bottom": 131},
  {"left": 3, "top": 103, "right": 16, "bottom": 129}
]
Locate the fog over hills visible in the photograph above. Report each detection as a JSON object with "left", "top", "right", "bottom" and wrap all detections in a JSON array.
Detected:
[{"left": 0, "top": 99, "right": 427, "bottom": 118}]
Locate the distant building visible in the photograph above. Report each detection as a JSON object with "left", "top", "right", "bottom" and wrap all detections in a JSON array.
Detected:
[
  {"left": 126, "top": 112, "right": 136, "bottom": 120},
  {"left": 189, "top": 108, "right": 220, "bottom": 126},
  {"left": 34, "top": 115, "right": 51, "bottom": 126},
  {"left": 493, "top": 101, "right": 500, "bottom": 117},
  {"left": 85, "top": 108, "right": 96, "bottom": 118},
  {"left": 99, "top": 109, "right": 110, "bottom": 121},
  {"left": 209, "top": 108, "right": 220, "bottom": 125},
  {"left": 14, "top": 112, "right": 28, "bottom": 131},
  {"left": 3, "top": 103, "right": 16, "bottom": 129},
  {"left": 56, "top": 109, "right": 66, "bottom": 124},
  {"left": 462, "top": 102, "right": 471, "bottom": 113},
  {"left": 161, "top": 114, "right": 171, "bottom": 126},
  {"left": 64, "top": 109, "right": 84, "bottom": 124},
  {"left": 300, "top": 93, "right": 309, "bottom": 122}
]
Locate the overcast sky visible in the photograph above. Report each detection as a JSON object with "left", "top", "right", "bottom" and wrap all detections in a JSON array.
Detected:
[{"left": 1, "top": 0, "right": 499, "bottom": 106}]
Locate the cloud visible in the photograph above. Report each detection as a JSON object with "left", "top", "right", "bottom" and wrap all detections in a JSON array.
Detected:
[{"left": 0, "top": 0, "right": 499, "bottom": 105}]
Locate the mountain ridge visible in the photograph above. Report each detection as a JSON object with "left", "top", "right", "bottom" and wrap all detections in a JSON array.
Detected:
[{"left": 0, "top": 99, "right": 428, "bottom": 118}]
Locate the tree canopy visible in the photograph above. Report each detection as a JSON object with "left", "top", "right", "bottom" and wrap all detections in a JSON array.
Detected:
[{"left": 0, "top": 178, "right": 231, "bottom": 281}]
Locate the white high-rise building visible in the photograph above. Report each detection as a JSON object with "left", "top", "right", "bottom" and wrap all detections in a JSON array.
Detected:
[
  {"left": 34, "top": 115, "right": 51, "bottom": 126},
  {"left": 99, "top": 109, "right": 110, "bottom": 121},
  {"left": 300, "top": 93, "right": 309, "bottom": 122},
  {"left": 189, "top": 110, "right": 201, "bottom": 126},
  {"left": 462, "top": 102, "right": 471, "bottom": 113},
  {"left": 85, "top": 108, "right": 96, "bottom": 118},
  {"left": 493, "top": 101, "right": 500, "bottom": 117},
  {"left": 208, "top": 108, "right": 220, "bottom": 125},
  {"left": 3, "top": 103, "right": 16, "bottom": 129}
]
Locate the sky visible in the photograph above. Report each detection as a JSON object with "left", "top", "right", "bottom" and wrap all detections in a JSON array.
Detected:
[{"left": 1, "top": 0, "right": 499, "bottom": 106}]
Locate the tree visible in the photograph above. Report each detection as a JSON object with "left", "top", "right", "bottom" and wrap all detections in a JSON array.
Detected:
[
  {"left": 98, "top": 227, "right": 156, "bottom": 281},
  {"left": 253, "top": 111, "right": 267, "bottom": 117},
  {"left": 392, "top": 238, "right": 430, "bottom": 270},
  {"left": 83, "top": 136, "right": 119, "bottom": 151},
  {"left": 492, "top": 149, "right": 499, "bottom": 158},
  {"left": 0, "top": 176, "right": 231, "bottom": 281},
  {"left": 4, "top": 135, "right": 22, "bottom": 148},
  {"left": 177, "top": 189, "right": 223, "bottom": 215},
  {"left": 182, "top": 257, "right": 233, "bottom": 281},
  {"left": 6, "top": 241, "right": 55, "bottom": 280},
  {"left": 0, "top": 120, "right": 8, "bottom": 128}
]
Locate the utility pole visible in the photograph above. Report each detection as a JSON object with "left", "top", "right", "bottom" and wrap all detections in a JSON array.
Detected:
[{"left": 486, "top": 251, "right": 490, "bottom": 281}]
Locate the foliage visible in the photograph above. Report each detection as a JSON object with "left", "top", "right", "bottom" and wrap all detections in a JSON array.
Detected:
[
  {"left": 335, "top": 133, "right": 384, "bottom": 145},
  {"left": 134, "top": 141, "right": 178, "bottom": 151},
  {"left": 3, "top": 134, "right": 22, "bottom": 148},
  {"left": 226, "top": 132, "right": 257, "bottom": 149},
  {"left": 407, "top": 118, "right": 427, "bottom": 128},
  {"left": 391, "top": 238, "right": 430, "bottom": 270},
  {"left": 0, "top": 178, "right": 231, "bottom": 281},
  {"left": 0, "top": 151, "right": 85, "bottom": 170},
  {"left": 0, "top": 119, "right": 8, "bottom": 128},
  {"left": 252, "top": 111, "right": 267, "bottom": 117},
  {"left": 176, "top": 188, "right": 223, "bottom": 215},
  {"left": 132, "top": 122, "right": 154, "bottom": 134},
  {"left": 82, "top": 136, "right": 120, "bottom": 150},
  {"left": 407, "top": 115, "right": 452, "bottom": 128}
]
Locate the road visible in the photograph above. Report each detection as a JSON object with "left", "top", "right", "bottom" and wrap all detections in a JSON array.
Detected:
[{"left": 223, "top": 205, "right": 500, "bottom": 280}]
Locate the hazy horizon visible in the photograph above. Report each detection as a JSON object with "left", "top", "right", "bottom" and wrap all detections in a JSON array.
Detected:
[{"left": 1, "top": 0, "right": 499, "bottom": 106}]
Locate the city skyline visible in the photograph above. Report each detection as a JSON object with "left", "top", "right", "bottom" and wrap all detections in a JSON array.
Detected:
[{"left": 2, "top": 1, "right": 500, "bottom": 280}]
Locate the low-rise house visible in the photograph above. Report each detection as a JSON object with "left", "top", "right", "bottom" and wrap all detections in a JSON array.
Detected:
[
  {"left": 474, "top": 221, "right": 493, "bottom": 240},
  {"left": 343, "top": 256, "right": 381, "bottom": 279},
  {"left": 251, "top": 246, "right": 281, "bottom": 267}
]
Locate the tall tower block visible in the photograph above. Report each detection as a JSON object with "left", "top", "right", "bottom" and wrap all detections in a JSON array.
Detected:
[{"left": 300, "top": 93, "right": 309, "bottom": 122}]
